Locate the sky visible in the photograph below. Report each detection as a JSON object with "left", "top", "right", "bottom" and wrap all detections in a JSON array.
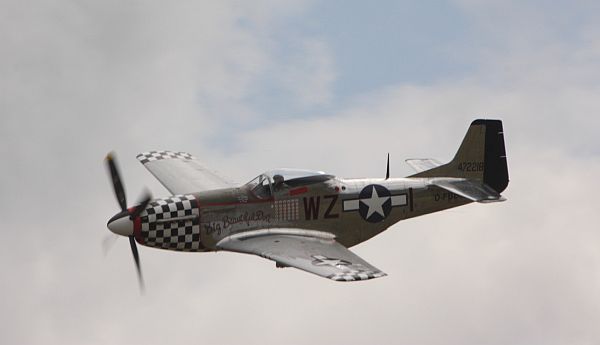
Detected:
[{"left": 1, "top": 0, "right": 600, "bottom": 344}]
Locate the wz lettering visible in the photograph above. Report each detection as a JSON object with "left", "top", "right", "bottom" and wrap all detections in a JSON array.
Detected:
[{"left": 303, "top": 195, "right": 339, "bottom": 220}]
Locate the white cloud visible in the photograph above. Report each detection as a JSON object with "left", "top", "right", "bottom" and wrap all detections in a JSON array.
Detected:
[
  {"left": 2, "top": 1, "right": 600, "bottom": 344},
  {"left": 279, "top": 38, "right": 336, "bottom": 107},
  {"left": 211, "top": 10, "right": 600, "bottom": 342}
]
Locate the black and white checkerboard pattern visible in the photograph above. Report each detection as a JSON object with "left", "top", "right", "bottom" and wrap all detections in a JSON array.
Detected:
[
  {"left": 327, "top": 270, "right": 386, "bottom": 282},
  {"left": 139, "top": 195, "right": 204, "bottom": 251},
  {"left": 136, "top": 151, "right": 194, "bottom": 165}
]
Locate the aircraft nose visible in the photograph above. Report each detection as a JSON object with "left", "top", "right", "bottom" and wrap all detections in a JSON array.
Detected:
[{"left": 107, "top": 212, "right": 133, "bottom": 236}]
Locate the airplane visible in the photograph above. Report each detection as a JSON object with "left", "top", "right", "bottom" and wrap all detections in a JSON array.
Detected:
[{"left": 105, "top": 119, "right": 509, "bottom": 287}]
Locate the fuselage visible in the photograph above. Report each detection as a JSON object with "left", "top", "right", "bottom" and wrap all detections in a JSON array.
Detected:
[{"left": 131, "top": 176, "right": 471, "bottom": 252}]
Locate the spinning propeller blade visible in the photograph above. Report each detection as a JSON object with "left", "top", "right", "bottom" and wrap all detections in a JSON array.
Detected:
[
  {"left": 106, "top": 152, "right": 127, "bottom": 212},
  {"left": 104, "top": 151, "right": 150, "bottom": 293},
  {"left": 129, "top": 235, "right": 145, "bottom": 293},
  {"left": 130, "top": 190, "right": 152, "bottom": 220},
  {"left": 102, "top": 234, "right": 118, "bottom": 257}
]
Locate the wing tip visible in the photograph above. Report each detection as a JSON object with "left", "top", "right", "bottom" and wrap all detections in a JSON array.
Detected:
[
  {"left": 328, "top": 271, "right": 387, "bottom": 282},
  {"left": 136, "top": 150, "right": 195, "bottom": 164}
]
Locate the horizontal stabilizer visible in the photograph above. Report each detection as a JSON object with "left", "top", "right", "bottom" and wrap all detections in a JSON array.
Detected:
[
  {"left": 405, "top": 158, "right": 443, "bottom": 173},
  {"left": 430, "top": 178, "right": 505, "bottom": 203}
]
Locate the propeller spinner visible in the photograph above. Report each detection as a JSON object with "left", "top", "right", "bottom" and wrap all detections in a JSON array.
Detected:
[{"left": 105, "top": 152, "right": 151, "bottom": 292}]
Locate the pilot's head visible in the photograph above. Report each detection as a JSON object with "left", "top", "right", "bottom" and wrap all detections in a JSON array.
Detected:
[{"left": 273, "top": 174, "right": 284, "bottom": 185}]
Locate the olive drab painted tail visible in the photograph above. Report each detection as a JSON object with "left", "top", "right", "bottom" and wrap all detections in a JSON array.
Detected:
[{"left": 411, "top": 119, "right": 509, "bottom": 194}]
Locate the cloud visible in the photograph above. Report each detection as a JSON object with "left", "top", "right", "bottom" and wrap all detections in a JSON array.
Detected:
[
  {"left": 0, "top": 1, "right": 316, "bottom": 343},
  {"left": 279, "top": 38, "right": 336, "bottom": 107},
  {"left": 2, "top": 1, "right": 600, "bottom": 344},
  {"left": 195, "top": 5, "right": 600, "bottom": 342}
]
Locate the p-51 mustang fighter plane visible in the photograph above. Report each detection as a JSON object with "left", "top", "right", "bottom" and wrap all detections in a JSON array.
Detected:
[{"left": 106, "top": 119, "right": 508, "bottom": 286}]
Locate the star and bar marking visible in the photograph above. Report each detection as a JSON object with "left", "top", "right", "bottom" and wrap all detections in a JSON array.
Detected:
[
  {"left": 311, "top": 255, "right": 387, "bottom": 281},
  {"left": 311, "top": 255, "right": 352, "bottom": 268},
  {"left": 342, "top": 184, "right": 407, "bottom": 223}
]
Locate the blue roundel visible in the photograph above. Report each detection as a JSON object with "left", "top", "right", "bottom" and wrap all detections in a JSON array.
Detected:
[{"left": 358, "top": 184, "right": 392, "bottom": 223}]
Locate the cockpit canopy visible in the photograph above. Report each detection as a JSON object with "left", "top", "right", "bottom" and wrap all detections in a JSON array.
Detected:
[
  {"left": 245, "top": 168, "right": 335, "bottom": 199},
  {"left": 264, "top": 169, "right": 335, "bottom": 186}
]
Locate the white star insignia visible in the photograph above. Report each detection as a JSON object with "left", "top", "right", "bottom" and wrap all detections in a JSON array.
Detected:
[
  {"left": 360, "top": 186, "right": 390, "bottom": 219},
  {"left": 312, "top": 255, "right": 351, "bottom": 268}
]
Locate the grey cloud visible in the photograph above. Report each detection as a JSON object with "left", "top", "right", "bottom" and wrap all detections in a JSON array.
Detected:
[{"left": 2, "top": 1, "right": 600, "bottom": 344}]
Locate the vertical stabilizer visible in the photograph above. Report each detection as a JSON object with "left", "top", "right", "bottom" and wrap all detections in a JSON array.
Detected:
[{"left": 411, "top": 119, "right": 509, "bottom": 193}]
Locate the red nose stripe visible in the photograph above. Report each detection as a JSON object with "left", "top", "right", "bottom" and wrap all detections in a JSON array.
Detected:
[{"left": 133, "top": 217, "right": 144, "bottom": 244}]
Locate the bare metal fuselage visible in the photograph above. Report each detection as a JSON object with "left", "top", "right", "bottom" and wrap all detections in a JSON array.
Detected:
[{"left": 134, "top": 177, "right": 469, "bottom": 252}]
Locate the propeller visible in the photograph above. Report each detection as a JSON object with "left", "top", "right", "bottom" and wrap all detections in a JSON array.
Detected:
[
  {"left": 105, "top": 152, "right": 150, "bottom": 293},
  {"left": 102, "top": 234, "right": 118, "bottom": 257},
  {"left": 106, "top": 153, "right": 127, "bottom": 212}
]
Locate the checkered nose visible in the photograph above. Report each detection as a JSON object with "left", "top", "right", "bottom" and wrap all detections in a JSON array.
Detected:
[{"left": 107, "top": 211, "right": 134, "bottom": 237}]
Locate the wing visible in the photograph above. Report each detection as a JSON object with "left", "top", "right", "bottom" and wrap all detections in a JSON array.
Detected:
[
  {"left": 136, "top": 151, "right": 235, "bottom": 195},
  {"left": 216, "top": 229, "right": 387, "bottom": 281}
]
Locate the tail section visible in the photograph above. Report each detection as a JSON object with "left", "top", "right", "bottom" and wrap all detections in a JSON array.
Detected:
[{"left": 412, "top": 119, "right": 509, "bottom": 194}]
